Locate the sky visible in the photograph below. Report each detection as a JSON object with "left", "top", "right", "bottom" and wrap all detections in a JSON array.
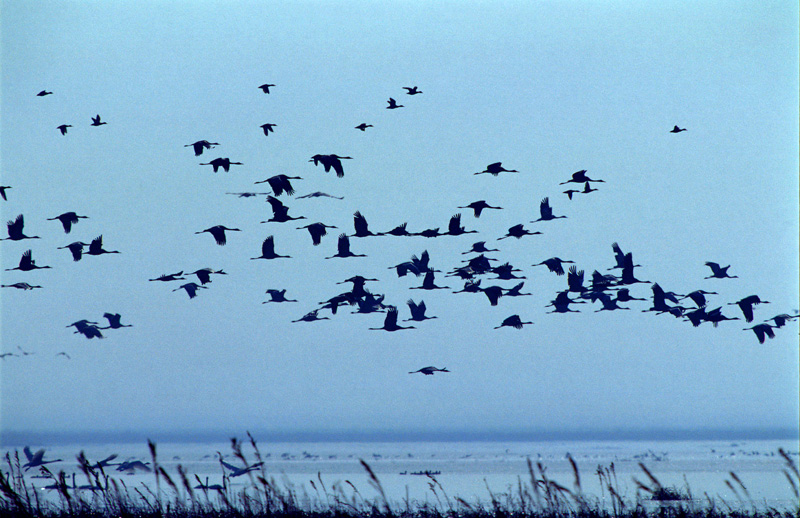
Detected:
[{"left": 1, "top": 1, "right": 798, "bottom": 445}]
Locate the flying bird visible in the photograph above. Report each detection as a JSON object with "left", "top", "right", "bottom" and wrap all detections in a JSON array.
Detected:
[
  {"left": 386, "top": 97, "right": 404, "bottom": 109},
  {"left": 37, "top": 90, "right": 53, "bottom": 96},
  {"left": 670, "top": 125, "right": 687, "bottom": 133},
  {"left": 475, "top": 162, "right": 518, "bottom": 176},
  {"left": 298, "top": 222, "right": 337, "bottom": 246},
  {"left": 2, "top": 282, "right": 42, "bottom": 290},
  {"left": 251, "top": 235, "right": 290, "bottom": 260},
  {"left": 22, "top": 447, "right": 62, "bottom": 471},
  {"left": 498, "top": 224, "right": 541, "bottom": 240},
  {"left": 494, "top": 315, "right": 533, "bottom": 330},
  {"left": 532, "top": 197, "right": 566, "bottom": 222},
  {"left": 729, "top": 295, "right": 769, "bottom": 323},
  {"left": 149, "top": 271, "right": 185, "bottom": 282},
  {"left": 100, "top": 313, "right": 132, "bottom": 329},
  {"left": 83, "top": 235, "right": 120, "bottom": 256},
  {"left": 458, "top": 200, "right": 503, "bottom": 218},
  {"left": 260, "top": 123, "right": 277, "bottom": 136},
  {"left": 704, "top": 262, "right": 738, "bottom": 279},
  {"left": 743, "top": 323, "right": 775, "bottom": 344},
  {"left": 766, "top": 313, "right": 800, "bottom": 328},
  {"left": 6, "top": 250, "right": 51, "bottom": 271},
  {"left": 463, "top": 241, "right": 499, "bottom": 254},
  {"left": 370, "top": 306, "right": 415, "bottom": 331},
  {"left": 559, "top": 170, "right": 604, "bottom": 185},
  {"left": 355, "top": 123, "right": 373, "bottom": 131},
  {"left": 296, "top": 191, "right": 344, "bottom": 200},
  {"left": 405, "top": 299, "right": 437, "bottom": 322},
  {"left": 326, "top": 233, "right": 366, "bottom": 259},
  {"left": 3, "top": 215, "right": 40, "bottom": 241},
  {"left": 200, "top": 158, "right": 243, "bottom": 173},
  {"left": 263, "top": 289, "right": 297, "bottom": 303},
  {"left": 409, "top": 367, "right": 451, "bottom": 376},
  {"left": 403, "top": 86, "right": 423, "bottom": 95},
  {"left": 310, "top": 154, "right": 352, "bottom": 178},
  {"left": 0, "top": 186, "right": 10, "bottom": 201},
  {"left": 410, "top": 271, "right": 449, "bottom": 290},
  {"left": 258, "top": 83, "right": 275, "bottom": 94},
  {"left": 351, "top": 211, "right": 376, "bottom": 238},
  {"left": 262, "top": 196, "right": 306, "bottom": 223},
  {"left": 173, "top": 282, "right": 208, "bottom": 299},
  {"left": 184, "top": 140, "right": 219, "bottom": 156},
  {"left": 220, "top": 459, "right": 264, "bottom": 477},
  {"left": 292, "top": 309, "right": 329, "bottom": 323},
  {"left": 533, "top": 257, "right": 575, "bottom": 276},
  {"left": 187, "top": 268, "right": 227, "bottom": 284},
  {"left": 57, "top": 124, "right": 72, "bottom": 135},
  {"left": 255, "top": 174, "right": 302, "bottom": 196},
  {"left": 47, "top": 212, "right": 88, "bottom": 233},
  {"left": 90, "top": 115, "right": 107, "bottom": 126},
  {"left": 446, "top": 213, "right": 477, "bottom": 236},
  {"left": 195, "top": 225, "right": 241, "bottom": 246}
]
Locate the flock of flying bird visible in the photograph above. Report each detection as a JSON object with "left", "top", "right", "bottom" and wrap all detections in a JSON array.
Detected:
[{"left": 0, "top": 84, "right": 797, "bottom": 371}]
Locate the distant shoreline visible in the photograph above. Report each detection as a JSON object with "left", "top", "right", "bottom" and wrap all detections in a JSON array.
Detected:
[{"left": 3, "top": 427, "right": 798, "bottom": 447}]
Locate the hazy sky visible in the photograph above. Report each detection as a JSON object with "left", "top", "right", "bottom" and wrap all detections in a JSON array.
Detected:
[{"left": 1, "top": 1, "right": 798, "bottom": 443}]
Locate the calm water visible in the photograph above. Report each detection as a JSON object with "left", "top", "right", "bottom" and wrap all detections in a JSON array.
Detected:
[{"left": 5, "top": 438, "right": 799, "bottom": 510}]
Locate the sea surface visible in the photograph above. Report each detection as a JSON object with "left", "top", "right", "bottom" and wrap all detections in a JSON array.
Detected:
[{"left": 4, "top": 438, "right": 799, "bottom": 511}]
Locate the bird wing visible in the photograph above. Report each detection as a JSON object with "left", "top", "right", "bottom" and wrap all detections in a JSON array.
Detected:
[
  {"left": 385, "top": 307, "right": 399, "bottom": 328},
  {"left": 261, "top": 236, "right": 275, "bottom": 256},
  {"left": 353, "top": 211, "right": 369, "bottom": 235},
  {"left": 337, "top": 234, "right": 351, "bottom": 255},
  {"left": 89, "top": 235, "right": 103, "bottom": 253},
  {"left": 540, "top": 198, "right": 552, "bottom": 219},
  {"left": 331, "top": 158, "right": 345, "bottom": 178}
]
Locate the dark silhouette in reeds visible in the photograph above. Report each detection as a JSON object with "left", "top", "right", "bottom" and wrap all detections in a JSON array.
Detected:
[{"left": 22, "top": 447, "right": 62, "bottom": 471}]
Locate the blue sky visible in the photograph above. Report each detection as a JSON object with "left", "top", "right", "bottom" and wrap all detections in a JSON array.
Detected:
[{"left": 1, "top": 1, "right": 798, "bottom": 442}]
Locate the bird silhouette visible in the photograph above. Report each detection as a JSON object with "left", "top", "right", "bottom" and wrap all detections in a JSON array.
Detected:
[
  {"left": 370, "top": 306, "right": 415, "bottom": 331},
  {"left": 532, "top": 197, "right": 566, "bottom": 222},
  {"left": 2, "top": 282, "right": 42, "bottom": 290},
  {"left": 481, "top": 285, "right": 505, "bottom": 306},
  {"left": 220, "top": 459, "right": 264, "bottom": 477},
  {"left": 670, "top": 125, "right": 687, "bottom": 133},
  {"left": 298, "top": 222, "right": 337, "bottom": 246},
  {"left": 3, "top": 215, "right": 40, "bottom": 240},
  {"left": 409, "top": 367, "right": 451, "bottom": 375},
  {"left": 533, "top": 257, "right": 575, "bottom": 276},
  {"left": 57, "top": 124, "right": 72, "bottom": 135},
  {"left": 0, "top": 186, "right": 11, "bottom": 201},
  {"left": 262, "top": 196, "right": 306, "bottom": 223},
  {"left": 116, "top": 460, "right": 152, "bottom": 473},
  {"left": 609, "top": 243, "right": 640, "bottom": 270},
  {"left": 595, "top": 293, "right": 630, "bottom": 312},
  {"left": 475, "top": 162, "right": 518, "bottom": 176},
  {"left": 310, "top": 154, "right": 352, "bottom": 178},
  {"left": 766, "top": 313, "right": 799, "bottom": 328},
  {"left": 559, "top": 170, "right": 604, "bottom": 185},
  {"left": 355, "top": 123, "right": 373, "bottom": 131},
  {"left": 22, "top": 447, "right": 62, "bottom": 471},
  {"left": 74, "top": 322, "right": 104, "bottom": 339},
  {"left": 337, "top": 275, "right": 379, "bottom": 299},
  {"left": 582, "top": 181, "right": 599, "bottom": 194},
  {"left": 415, "top": 228, "right": 442, "bottom": 238},
  {"left": 446, "top": 213, "right": 477, "bottom": 236},
  {"left": 546, "top": 291, "right": 584, "bottom": 313},
  {"left": 326, "top": 233, "right": 366, "bottom": 259},
  {"left": 260, "top": 123, "right": 277, "bottom": 136},
  {"left": 82, "top": 235, "right": 119, "bottom": 256},
  {"left": 614, "top": 288, "right": 646, "bottom": 303},
  {"left": 185, "top": 140, "right": 219, "bottom": 156},
  {"left": 6, "top": 250, "right": 51, "bottom": 271},
  {"left": 743, "top": 323, "right": 775, "bottom": 344},
  {"left": 563, "top": 188, "right": 580, "bottom": 200},
  {"left": 681, "top": 290, "right": 718, "bottom": 308},
  {"left": 491, "top": 262, "right": 525, "bottom": 280},
  {"left": 90, "top": 115, "right": 107, "bottom": 126},
  {"left": 498, "top": 224, "right": 541, "bottom": 240},
  {"left": 263, "top": 289, "right": 297, "bottom": 303},
  {"left": 149, "top": 271, "right": 185, "bottom": 282},
  {"left": 255, "top": 174, "right": 302, "bottom": 196},
  {"left": 566, "top": 265, "right": 587, "bottom": 294},
  {"left": 200, "top": 158, "right": 243, "bottom": 173},
  {"left": 187, "top": 268, "right": 227, "bottom": 284},
  {"left": 463, "top": 241, "right": 499, "bottom": 254},
  {"left": 403, "top": 86, "right": 423, "bottom": 95},
  {"left": 504, "top": 282, "right": 532, "bottom": 297},
  {"left": 227, "top": 192, "right": 268, "bottom": 198},
  {"left": 173, "top": 282, "right": 208, "bottom": 299},
  {"left": 47, "top": 212, "right": 89, "bottom": 233},
  {"left": 618, "top": 253, "right": 648, "bottom": 285},
  {"left": 296, "top": 191, "right": 344, "bottom": 200},
  {"left": 100, "top": 313, "right": 132, "bottom": 329},
  {"left": 410, "top": 270, "right": 449, "bottom": 290},
  {"left": 37, "top": 90, "right": 53, "bottom": 96},
  {"left": 729, "top": 295, "right": 769, "bottom": 323},
  {"left": 251, "top": 236, "right": 290, "bottom": 260},
  {"left": 405, "top": 299, "right": 437, "bottom": 322},
  {"left": 292, "top": 309, "right": 329, "bottom": 323},
  {"left": 458, "top": 200, "right": 503, "bottom": 218},
  {"left": 704, "top": 262, "right": 738, "bottom": 279},
  {"left": 386, "top": 97, "right": 404, "bottom": 109},
  {"left": 258, "top": 83, "right": 275, "bottom": 94},
  {"left": 195, "top": 225, "right": 241, "bottom": 246},
  {"left": 494, "top": 315, "right": 533, "bottom": 329},
  {"left": 379, "top": 222, "right": 412, "bottom": 237}
]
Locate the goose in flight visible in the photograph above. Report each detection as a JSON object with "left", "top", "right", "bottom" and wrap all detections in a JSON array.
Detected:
[
  {"left": 185, "top": 140, "right": 219, "bottom": 156},
  {"left": 23, "top": 447, "right": 62, "bottom": 471},
  {"left": 326, "top": 233, "right": 366, "bottom": 259},
  {"left": 559, "top": 170, "right": 604, "bottom": 185},
  {"left": 458, "top": 200, "right": 503, "bottom": 218},
  {"left": 251, "top": 236, "right": 290, "bottom": 260},
  {"left": 405, "top": 299, "right": 437, "bottom": 322},
  {"left": 298, "top": 222, "right": 337, "bottom": 246},
  {"left": 37, "top": 90, "right": 53, "bottom": 96},
  {"left": 0, "top": 186, "right": 11, "bottom": 201},
  {"left": 2, "top": 282, "right": 43, "bottom": 290},
  {"left": 494, "top": 315, "right": 533, "bottom": 330},
  {"left": 370, "top": 306, "right": 415, "bottom": 331},
  {"left": 475, "top": 162, "right": 518, "bottom": 176},
  {"left": 263, "top": 289, "right": 297, "bottom": 303},
  {"left": 403, "top": 86, "right": 422, "bottom": 95},
  {"left": 57, "top": 124, "right": 72, "bottom": 135},
  {"left": 258, "top": 83, "right": 275, "bottom": 94},
  {"left": 310, "top": 154, "right": 352, "bottom": 178},
  {"left": 195, "top": 225, "right": 241, "bottom": 246},
  {"left": 173, "top": 282, "right": 208, "bottom": 299},
  {"left": 533, "top": 257, "right": 575, "bottom": 276},
  {"left": 260, "top": 123, "right": 277, "bottom": 136},
  {"left": 262, "top": 196, "right": 306, "bottom": 223},
  {"left": 255, "top": 174, "right": 302, "bottom": 196},
  {"left": 355, "top": 123, "right": 373, "bottom": 131},
  {"left": 187, "top": 268, "right": 226, "bottom": 284},
  {"left": 704, "top": 262, "right": 738, "bottom": 279},
  {"left": 47, "top": 212, "right": 88, "bottom": 234},
  {"left": 532, "top": 197, "right": 566, "bottom": 222},
  {"left": 386, "top": 97, "right": 404, "bottom": 109},
  {"left": 6, "top": 250, "right": 51, "bottom": 271},
  {"left": 670, "top": 125, "right": 687, "bottom": 133},
  {"left": 149, "top": 271, "right": 185, "bottom": 282},
  {"left": 409, "top": 367, "right": 450, "bottom": 376},
  {"left": 3, "top": 214, "right": 40, "bottom": 241},
  {"left": 90, "top": 115, "right": 107, "bottom": 126},
  {"left": 101, "top": 313, "right": 132, "bottom": 329},
  {"left": 200, "top": 158, "right": 243, "bottom": 173}
]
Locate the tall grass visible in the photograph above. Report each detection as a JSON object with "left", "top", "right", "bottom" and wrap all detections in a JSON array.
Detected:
[{"left": 0, "top": 439, "right": 797, "bottom": 518}]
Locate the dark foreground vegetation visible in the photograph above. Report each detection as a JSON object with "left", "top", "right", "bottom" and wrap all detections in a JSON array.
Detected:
[{"left": 1, "top": 437, "right": 798, "bottom": 518}]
